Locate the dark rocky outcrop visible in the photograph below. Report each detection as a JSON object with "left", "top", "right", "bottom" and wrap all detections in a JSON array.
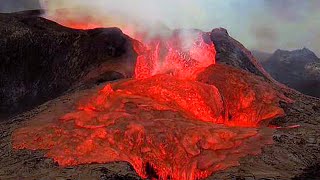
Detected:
[
  {"left": 210, "top": 28, "right": 273, "bottom": 81},
  {"left": 0, "top": 12, "right": 136, "bottom": 117},
  {"left": 261, "top": 48, "right": 320, "bottom": 98}
]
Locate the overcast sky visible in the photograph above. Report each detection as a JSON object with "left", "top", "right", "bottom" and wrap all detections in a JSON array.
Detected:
[
  {"left": 1, "top": 0, "right": 319, "bottom": 55},
  {"left": 0, "top": 0, "right": 40, "bottom": 12}
]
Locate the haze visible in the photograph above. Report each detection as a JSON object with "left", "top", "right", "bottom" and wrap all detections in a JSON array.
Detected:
[{"left": 1, "top": 0, "right": 319, "bottom": 55}]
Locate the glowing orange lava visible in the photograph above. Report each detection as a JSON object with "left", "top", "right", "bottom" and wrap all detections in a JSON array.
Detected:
[
  {"left": 133, "top": 30, "right": 216, "bottom": 80},
  {"left": 13, "top": 22, "right": 287, "bottom": 180},
  {"left": 13, "top": 74, "right": 276, "bottom": 179}
]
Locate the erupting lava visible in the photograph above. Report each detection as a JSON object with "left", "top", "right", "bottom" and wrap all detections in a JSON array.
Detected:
[
  {"left": 133, "top": 30, "right": 216, "bottom": 80},
  {"left": 13, "top": 24, "right": 287, "bottom": 180}
]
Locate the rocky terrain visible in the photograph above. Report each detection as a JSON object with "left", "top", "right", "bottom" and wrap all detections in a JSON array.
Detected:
[
  {"left": 0, "top": 10, "right": 137, "bottom": 117},
  {"left": 255, "top": 48, "right": 320, "bottom": 98},
  {"left": 0, "top": 12, "right": 320, "bottom": 180}
]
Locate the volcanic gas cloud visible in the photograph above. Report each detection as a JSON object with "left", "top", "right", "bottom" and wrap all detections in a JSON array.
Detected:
[{"left": 13, "top": 21, "right": 288, "bottom": 179}]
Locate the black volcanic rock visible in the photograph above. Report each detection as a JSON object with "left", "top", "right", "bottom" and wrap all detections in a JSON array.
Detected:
[
  {"left": 0, "top": 12, "right": 136, "bottom": 116},
  {"left": 210, "top": 28, "right": 272, "bottom": 80},
  {"left": 262, "top": 48, "right": 320, "bottom": 97}
]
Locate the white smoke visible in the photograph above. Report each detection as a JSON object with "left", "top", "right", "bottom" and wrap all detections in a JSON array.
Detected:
[
  {"left": 39, "top": 0, "right": 320, "bottom": 55},
  {"left": 40, "top": 0, "right": 209, "bottom": 38}
]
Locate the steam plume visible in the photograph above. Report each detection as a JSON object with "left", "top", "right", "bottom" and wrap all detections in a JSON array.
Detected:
[
  {"left": 40, "top": 0, "right": 320, "bottom": 55},
  {"left": 1, "top": 0, "right": 319, "bottom": 55}
]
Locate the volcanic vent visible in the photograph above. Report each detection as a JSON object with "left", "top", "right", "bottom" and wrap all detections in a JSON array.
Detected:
[{"left": 13, "top": 28, "right": 288, "bottom": 180}]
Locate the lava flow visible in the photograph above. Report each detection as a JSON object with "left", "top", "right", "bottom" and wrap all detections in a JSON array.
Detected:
[{"left": 13, "top": 27, "right": 287, "bottom": 180}]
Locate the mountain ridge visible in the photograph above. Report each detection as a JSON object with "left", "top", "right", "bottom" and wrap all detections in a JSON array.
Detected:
[{"left": 257, "top": 47, "right": 320, "bottom": 98}]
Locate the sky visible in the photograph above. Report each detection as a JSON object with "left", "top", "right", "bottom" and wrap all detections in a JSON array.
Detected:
[{"left": 1, "top": 0, "right": 319, "bottom": 55}]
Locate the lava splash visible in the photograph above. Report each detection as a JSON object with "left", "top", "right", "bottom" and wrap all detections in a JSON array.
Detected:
[{"left": 13, "top": 30, "right": 285, "bottom": 180}]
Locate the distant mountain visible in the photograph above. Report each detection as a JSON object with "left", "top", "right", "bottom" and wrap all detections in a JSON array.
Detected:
[
  {"left": 261, "top": 48, "right": 320, "bottom": 98},
  {"left": 0, "top": 0, "right": 41, "bottom": 13},
  {"left": 251, "top": 50, "right": 272, "bottom": 63}
]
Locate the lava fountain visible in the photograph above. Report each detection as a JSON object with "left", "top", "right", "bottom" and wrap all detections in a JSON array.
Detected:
[{"left": 12, "top": 19, "right": 288, "bottom": 179}]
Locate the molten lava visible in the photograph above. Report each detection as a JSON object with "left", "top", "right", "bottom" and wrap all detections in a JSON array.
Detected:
[
  {"left": 13, "top": 26, "right": 287, "bottom": 180},
  {"left": 133, "top": 30, "right": 216, "bottom": 80}
]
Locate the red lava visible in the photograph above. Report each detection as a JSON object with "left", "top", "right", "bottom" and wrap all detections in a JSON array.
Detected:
[{"left": 13, "top": 27, "right": 287, "bottom": 180}]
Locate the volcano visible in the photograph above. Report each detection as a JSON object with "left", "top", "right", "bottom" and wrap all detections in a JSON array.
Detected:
[
  {"left": 1, "top": 11, "right": 320, "bottom": 180},
  {"left": 11, "top": 21, "right": 289, "bottom": 180}
]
